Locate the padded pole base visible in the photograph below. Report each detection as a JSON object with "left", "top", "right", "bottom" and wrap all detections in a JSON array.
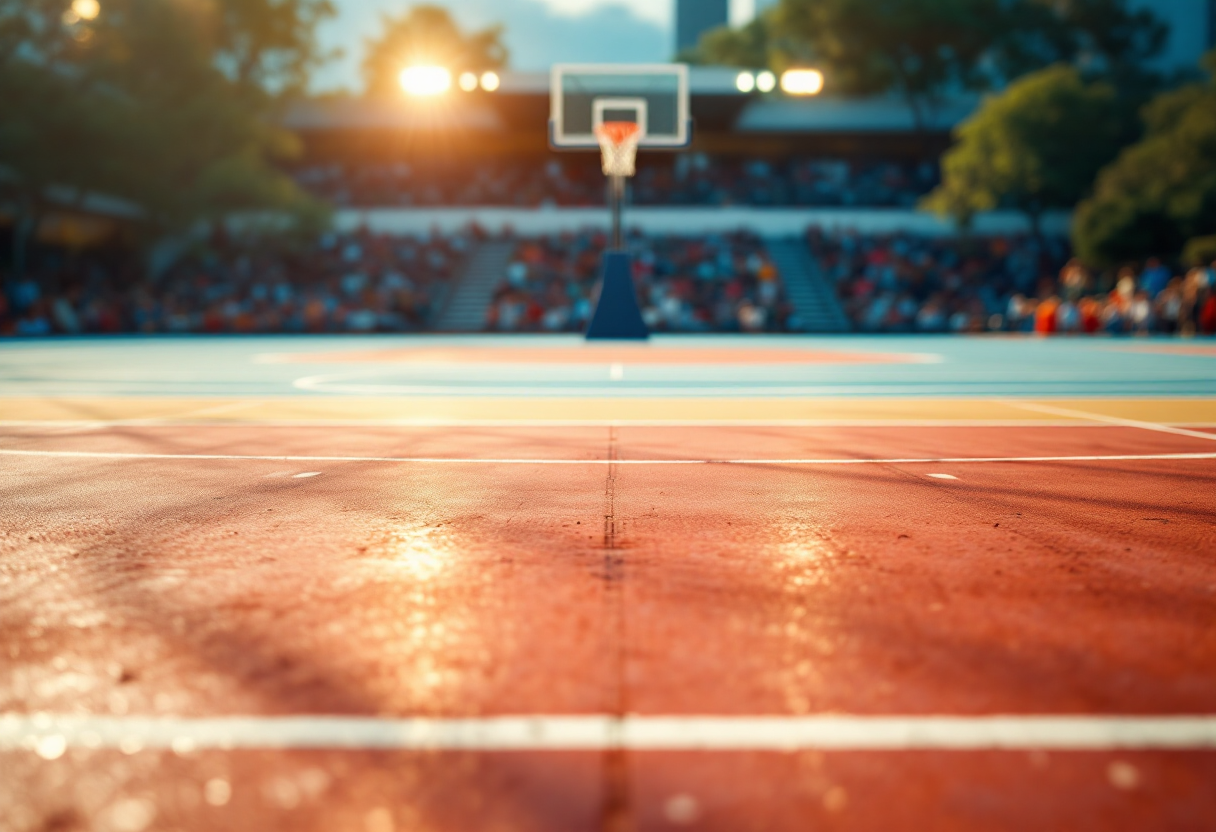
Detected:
[{"left": 585, "top": 252, "right": 649, "bottom": 340}]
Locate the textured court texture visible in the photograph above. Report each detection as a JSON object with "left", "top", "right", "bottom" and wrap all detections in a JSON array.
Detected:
[{"left": 2, "top": 335, "right": 1215, "bottom": 832}]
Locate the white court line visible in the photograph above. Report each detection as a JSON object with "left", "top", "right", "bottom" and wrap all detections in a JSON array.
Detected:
[
  {"left": 0, "top": 419, "right": 1127, "bottom": 429},
  {"left": 2, "top": 448, "right": 1215, "bottom": 465},
  {"left": 3, "top": 714, "right": 1215, "bottom": 752},
  {"left": 1004, "top": 400, "right": 1216, "bottom": 443}
]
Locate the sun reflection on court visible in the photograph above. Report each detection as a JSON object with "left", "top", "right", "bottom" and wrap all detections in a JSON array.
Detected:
[
  {"left": 375, "top": 524, "right": 456, "bottom": 584},
  {"left": 764, "top": 525, "right": 849, "bottom": 714},
  {"left": 352, "top": 521, "right": 486, "bottom": 706},
  {"left": 772, "top": 534, "right": 838, "bottom": 589}
]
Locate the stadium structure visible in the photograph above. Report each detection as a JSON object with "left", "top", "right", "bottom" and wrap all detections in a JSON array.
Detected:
[{"left": 275, "top": 70, "right": 1013, "bottom": 335}]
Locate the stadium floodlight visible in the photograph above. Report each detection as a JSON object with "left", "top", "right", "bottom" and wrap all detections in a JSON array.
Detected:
[
  {"left": 458, "top": 72, "right": 479, "bottom": 92},
  {"left": 781, "top": 68, "right": 824, "bottom": 96},
  {"left": 71, "top": 0, "right": 100, "bottom": 20},
  {"left": 756, "top": 71, "right": 776, "bottom": 93},
  {"left": 399, "top": 66, "right": 452, "bottom": 97},
  {"left": 735, "top": 71, "right": 756, "bottom": 93},
  {"left": 480, "top": 71, "right": 501, "bottom": 92}
]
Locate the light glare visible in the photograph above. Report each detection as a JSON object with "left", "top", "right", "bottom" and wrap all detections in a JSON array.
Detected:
[
  {"left": 71, "top": 0, "right": 100, "bottom": 20},
  {"left": 480, "top": 71, "right": 500, "bottom": 92},
  {"left": 399, "top": 66, "right": 452, "bottom": 97},
  {"left": 735, "top": 71, "right": 756, "bottom": 93},
  {"left": 756, "top": 71, "right": 777, "bottom": 93},
  {"left": 458, "top": 72, "right": 479, "bottom": 92},
  {"left": 781, "top": 69, "right": 824, "bottom": 96}
]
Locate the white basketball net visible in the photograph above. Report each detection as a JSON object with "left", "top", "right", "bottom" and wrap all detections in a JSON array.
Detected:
[{"left": 596, "top": 122, "right": 642, "bottom": 178}]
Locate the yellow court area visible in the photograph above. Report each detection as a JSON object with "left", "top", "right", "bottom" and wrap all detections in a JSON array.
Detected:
[{"left": 3, "top": 396, "right": 1216, "bottom": 425}]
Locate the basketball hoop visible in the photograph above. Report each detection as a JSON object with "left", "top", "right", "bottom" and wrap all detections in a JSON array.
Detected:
[{"left": 596, "top": 121, "right": 642, "bottom": 178}]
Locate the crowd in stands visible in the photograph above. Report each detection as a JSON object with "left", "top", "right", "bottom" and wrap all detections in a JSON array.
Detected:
[
  {"left": 486, "top": 230, "right": 795, "bottom": 333},
  {"left": 816, "top": 229, "right": 1216, "bottom": 336},
  {"left": 1019, "top": 259, "right": 1216, "bottom": 337},
  {"left": 4, "top": 224, "right": 1215, "bottom": 338},
  {"left": 293, "top": 156, "right": 938, "bottom": 209},
  {"left": 0, "top": 229, "right": 469, "bottom": 336}
]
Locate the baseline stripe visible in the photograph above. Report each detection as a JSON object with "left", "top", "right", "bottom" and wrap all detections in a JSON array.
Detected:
[
  {"left": 2, "top": 448, "right": 1215, "bottom": 465},
  {"left": 4, "top": 715, "right": 1216, "bottom": 752}
]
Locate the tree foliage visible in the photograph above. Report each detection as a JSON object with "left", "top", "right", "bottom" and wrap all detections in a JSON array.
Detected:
[
  {"left": 997, "top": 0, "right": 1167, "bottom": 83},
  {"left": 681, "top": 15, "right": 772, "bottom": 68},
  {"left": 769, "top": 0, "right": 1007, "bottom": 129},
  {"left": 0, "top": 0, "right": 333, "bottom": 274},
  {"left": 923, "top": 65, "right": 1127, "bottom": 233},
  {"left": 362, "top": 5, "right": 507, "bottom": 100},
  {"left": 684, "top": 0, "right": 1166, "bottom": 132},
  {"left": 85, "top": 0, "right": 332, "bottom": 226},
  {"left": 1073, "top": 51, "right": 1216, "bottom": 266},
  {"left": 1184, "top": 235, "right": 1216, "bottom": 267}
]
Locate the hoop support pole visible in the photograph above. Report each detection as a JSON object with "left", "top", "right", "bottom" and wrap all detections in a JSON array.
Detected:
[{"left": 610, "top": 175, "right": 625, "bottom": 251}]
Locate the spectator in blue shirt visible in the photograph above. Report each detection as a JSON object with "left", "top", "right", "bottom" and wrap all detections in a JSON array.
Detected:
[{"left": 1139, "top": 258, "right": 1172, "bottom": 299}]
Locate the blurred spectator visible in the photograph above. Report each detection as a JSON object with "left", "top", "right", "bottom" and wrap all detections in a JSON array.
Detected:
[
  {"left": 1139, "top": 257, "right": 1171, "bottom": 299},
  {"left": 814, "top": 228, "right": 1216, "bottom": 337},
  {"left": 1059, "top": 259, "right": 1091, "bottom": 300},
  {"left": 486, "top": 230, "right": 796, "bottom": 333},
  {"left": 1, "top": 227, "right": 472, "bottom": 336},
  {"left": 810, "top": 229, "right": 1059, "bottom": 333},
  {"left": 1180, "top": 265, "right": 1214, "bottom": 337},
  {"left": 5, "top": 227, "right": 1215, "bottom": 338}
]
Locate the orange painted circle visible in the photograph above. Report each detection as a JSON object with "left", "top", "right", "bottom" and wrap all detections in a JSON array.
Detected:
[
  {"left": 1117, "top": 346, "right": 1216, "bottom": 357},
  {"left": 282, "top": 347, "right": 929, "bottom": 366}
]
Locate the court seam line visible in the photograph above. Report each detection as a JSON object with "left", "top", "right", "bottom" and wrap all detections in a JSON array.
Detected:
[
  {"left": 3, "top": 448, "right": 1215, "bottom": 465},
  {"left": 1002, "top": 400, "right": 1216, "bottom": 443},
  {"left": 4, "top": 714, "right": 1216, "bottom": 752}
]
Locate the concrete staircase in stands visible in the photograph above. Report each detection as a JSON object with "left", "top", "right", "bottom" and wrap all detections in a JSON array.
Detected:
[
  {"left": 433, "top": 240, "right": 516, "bottom": 332},
  {"left": 764, "top": 238, "right": 852, "bottom": 333}
]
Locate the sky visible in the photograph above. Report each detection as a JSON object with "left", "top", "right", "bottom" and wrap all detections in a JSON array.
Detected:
[{"left": 315, "top": 0, "right": 758, "bottom": 92}]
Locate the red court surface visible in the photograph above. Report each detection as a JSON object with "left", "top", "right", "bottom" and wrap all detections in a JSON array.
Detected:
[{"left": 3, "top": 417, "right": 1216, "bottom": 830}]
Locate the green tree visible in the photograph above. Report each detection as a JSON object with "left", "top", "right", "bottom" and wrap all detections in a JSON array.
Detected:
[
  {"left": 1073, "top": 52, "right": 1216, "bottom": 266},
  {"left": 85, "top": 0, "right": 330, "bottom": 228},
  {"left": 208, "top": 0, "right": 338, "bottom": 93},
  {"left": 0, "top": 0, "right": 121, "bottom": 275},
  {"left": 0, "top": 0, "right": 334, "bottom": 276},
  {"left": 1184, "top": 235, "right": 1216, "bottom": 267},
  {"left": 923, "top": 65, "right": 1126, "bottom": 236},
  {"left": 744, "top": 0, "right": 1010, "bottom": 130},
  {"left": 684, "top": 0, "right": 1166, "bottom": 132},
  {"left": 998, "top": 0, "right": 1166, "bottom": 83},
  {"left": 681, "top": 15, "right": 771, "bottom": 67},
  {"left": 362, "top": 5, "right": 507, "bottom": 100}
]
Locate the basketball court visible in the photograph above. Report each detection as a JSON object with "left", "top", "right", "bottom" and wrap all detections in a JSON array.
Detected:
[{"left": 2, "top": 334, "right": 1216, "bottom": 830}]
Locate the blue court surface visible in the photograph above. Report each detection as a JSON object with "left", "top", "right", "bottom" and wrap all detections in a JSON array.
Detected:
[{"left": 1, "top": 335, "right": 1215, "bottom": 399}]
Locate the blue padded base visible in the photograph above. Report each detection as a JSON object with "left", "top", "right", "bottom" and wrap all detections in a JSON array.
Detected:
[{"left": 585, "top": 252, "right": 650, "bottom": 340}]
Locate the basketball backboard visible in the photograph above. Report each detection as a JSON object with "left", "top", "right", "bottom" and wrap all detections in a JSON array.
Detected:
[{"left": 550, "top": 64, "right": 691, "bottom": 150}]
